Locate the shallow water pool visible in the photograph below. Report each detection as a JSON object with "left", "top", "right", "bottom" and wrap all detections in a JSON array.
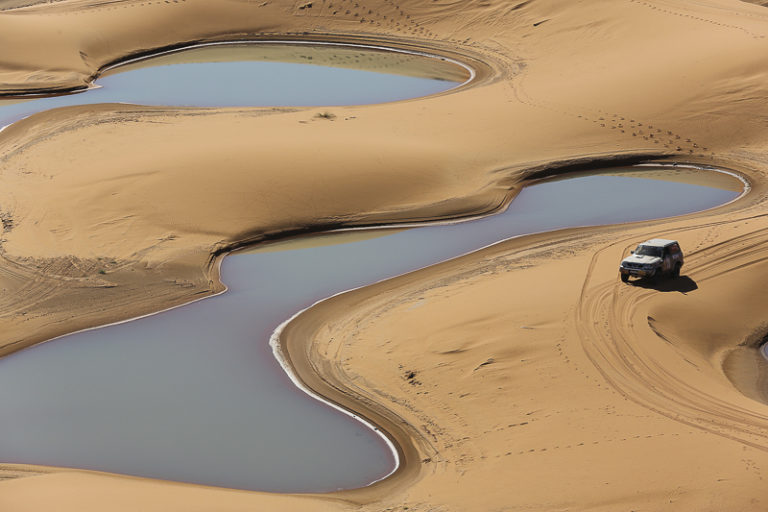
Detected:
[
  {"left": 0, "top": 42, "right": 468, "bottom": 128},
  {"left": 0, "top": 167, "right": 742, "bottom": 492}
]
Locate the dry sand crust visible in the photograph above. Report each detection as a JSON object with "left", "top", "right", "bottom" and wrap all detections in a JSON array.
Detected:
[{"left": 2, "top": 0, "right": 768, "bottom": 510}]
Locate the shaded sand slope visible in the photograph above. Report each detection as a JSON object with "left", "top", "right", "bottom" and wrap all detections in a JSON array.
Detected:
[
  {"left": 1, "top": 0, "right": 768, "bottom": 510},
  {"left": 284, "top": 192, "right": 768, "bottom": 511}
]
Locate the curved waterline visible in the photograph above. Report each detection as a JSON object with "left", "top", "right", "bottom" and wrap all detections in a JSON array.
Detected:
[
  {"left": 269, "top": 164, "right": 750, "bottom": 490},
  {"left": 0, "top": 41, "right": 471, "bottom": 133},
  {"left": 0, "top": 166, "right": 744, "bottom": 492},
  {"left": 97, "top": 40, "right": 476, "bottom": 88},
  {"left": 0, "top": 40, "right": 471, "bottom": 493},
  {"left": 0, "top": 21, "right": 749, "bottom": 495}
]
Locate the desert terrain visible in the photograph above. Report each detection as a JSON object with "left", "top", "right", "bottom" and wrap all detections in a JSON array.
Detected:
[{"left": 1, "top": 0, "right": 768, "bottom": 510}]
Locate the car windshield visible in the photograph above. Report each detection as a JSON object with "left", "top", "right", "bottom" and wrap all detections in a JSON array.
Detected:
[{"left": 635, "top": 245, "right": 662, "bottom": 257}]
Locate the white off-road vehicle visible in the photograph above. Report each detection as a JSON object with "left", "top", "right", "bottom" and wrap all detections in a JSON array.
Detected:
[{"left": 619, "top": 239, "right": 683, "bottom": 283}]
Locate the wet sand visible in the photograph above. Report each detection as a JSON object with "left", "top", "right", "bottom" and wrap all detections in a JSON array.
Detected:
[{"left": 2, "top": 0, "right": 768, "bottom": 510}]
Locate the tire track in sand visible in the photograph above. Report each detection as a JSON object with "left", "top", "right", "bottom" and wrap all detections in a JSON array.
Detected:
[{"left": 575, "top": 221, "right": 768, "bottom": 451}]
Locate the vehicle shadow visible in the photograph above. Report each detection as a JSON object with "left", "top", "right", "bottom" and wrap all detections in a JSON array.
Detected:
[{"left": 629, "top": 275, "right": 698, "bottom": 293}]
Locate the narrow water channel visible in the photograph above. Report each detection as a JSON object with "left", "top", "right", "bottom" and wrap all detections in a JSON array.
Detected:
[
  {"left": 0, "top": 42, "right": 746, "bottom": 493},
  {"left": 0, "top": 41, "right": 467, "bottom": 493},
  {"left": 0, "top": 167, "right": 742, "bottom": 492}
]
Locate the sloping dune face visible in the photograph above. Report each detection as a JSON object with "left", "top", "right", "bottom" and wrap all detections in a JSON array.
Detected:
[{"left": 1, "top": 1, "right": 768, "bottom": 511}]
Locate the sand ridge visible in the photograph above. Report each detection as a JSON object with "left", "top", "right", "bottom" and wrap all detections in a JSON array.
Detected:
[{"left": 2, "top": 0, "right": 768, "bottom": 510}]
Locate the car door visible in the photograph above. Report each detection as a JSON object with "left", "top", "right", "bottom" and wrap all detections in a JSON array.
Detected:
[
  {"left": 662, "top": 247, "right": 672, "bottom": 271},
  {"left": 669, "top": 243, "right": 681, "bottom": 264}
]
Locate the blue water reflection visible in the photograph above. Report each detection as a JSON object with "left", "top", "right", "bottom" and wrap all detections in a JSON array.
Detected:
[
  {"left": 0, "top": 172, "right": 739, "bottom": 492},
  {"left": 0, "top": 60, "right": 459, "bottom": 128}
]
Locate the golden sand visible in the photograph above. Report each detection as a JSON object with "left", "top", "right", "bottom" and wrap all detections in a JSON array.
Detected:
[{"left": 2, "top": 0, "right": 768, "bottom": 510}]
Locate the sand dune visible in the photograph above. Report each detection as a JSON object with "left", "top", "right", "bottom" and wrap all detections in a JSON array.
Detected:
[{"left": 1, "top": 0, "right": 768, "bottom": 510}]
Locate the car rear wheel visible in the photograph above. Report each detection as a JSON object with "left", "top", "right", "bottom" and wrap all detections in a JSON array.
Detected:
[{"left": 672, "top": 263, "right": 681, "bottom": 279}]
